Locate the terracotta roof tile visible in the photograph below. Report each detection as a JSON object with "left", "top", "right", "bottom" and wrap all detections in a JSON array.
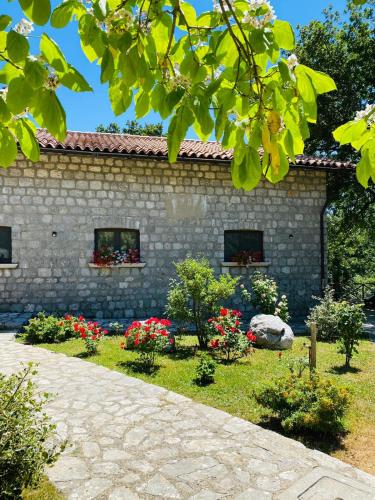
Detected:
[{"left": 36, "top": 129, "right": 353, "bottom": 171}]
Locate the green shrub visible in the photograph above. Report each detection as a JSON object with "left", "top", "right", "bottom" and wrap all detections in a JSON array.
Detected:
[
  {"left": 306, "top": 288, "right": 341, "bottom": 341},
  {"left": 195, "top": 354, "right": 216, "bottom": 386},
  {"left": 166, "top": 257, "right": 239, "bottom": 349},
  {"left": 241, "top": 272, "right": 290, "bottom": 322},
  {"left": 23, "top": 312, "right": 68, "bottom": 344},
  {"left": 307, "top": 288, "right": 365, "bottom": 364},
  {"left": 256, "top": 372, "right": 350, "bottom": 436},
  {"left": 335, "top": 302, "right": 365, "bottom": 368},
  {"left": 0, "top": 364, "right": 64, "bottom": 498}
]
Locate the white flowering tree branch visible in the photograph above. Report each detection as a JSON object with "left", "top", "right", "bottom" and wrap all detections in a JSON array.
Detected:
[{"left": 0, "top": 0, "right": 371, "bottom": 189}]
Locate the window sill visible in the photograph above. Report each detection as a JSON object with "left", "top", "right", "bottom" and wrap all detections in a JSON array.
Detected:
[
  {"left": 88, "top": 263, "right": 146, "bottom": 269},
  {"left": 221, "top": 262, "right": 271, "bottom": 268},
  {"left": 0, "top": 263, "right": 18, "bottom": 269}
]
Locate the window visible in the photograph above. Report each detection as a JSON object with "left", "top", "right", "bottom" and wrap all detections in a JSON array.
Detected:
[
  {"left": 0, "top": 227, "right": 11, "bottom": 264},
  {"left": 224, "top": 230, "right": 264, "bottom": 263},
  {"left": 94, "top": 228, "right": 140, "bottom": 264}
]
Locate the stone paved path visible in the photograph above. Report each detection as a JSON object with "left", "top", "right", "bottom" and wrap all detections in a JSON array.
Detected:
[{"left": 1, "top": 339, "right": 375, "bottom": 499}]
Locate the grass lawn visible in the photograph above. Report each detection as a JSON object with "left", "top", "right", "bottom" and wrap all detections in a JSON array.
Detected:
[
  {"left": 37, "top": 334, "right": 375, "bottom": 474},
  {"left": 22, "top": 477, "right": 63, "bottom": 500}
]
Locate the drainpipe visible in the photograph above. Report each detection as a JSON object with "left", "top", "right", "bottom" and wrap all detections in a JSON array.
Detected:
[{"left": 320, "top": 199, "right": 329, "bottom": 293}]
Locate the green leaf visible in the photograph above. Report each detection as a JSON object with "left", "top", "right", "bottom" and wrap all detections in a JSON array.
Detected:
[
  {"left": 108, "top": 80, "right": 132, "bottom": 116},
  {"left": 299, "top": 65, "right": 337, "bottom": 95},
  {"left": 7, "top": 30, "right": 29, "bottom": 63},
  {"left": 333, "top": 120, "right": 367, "bottom": 146},
  {"left": 0, "top": 63, "right": 22, "bottom": 84},
  {"left": 135, "top": 91, "right": 150, "bottom": 119},
  {"left": 273, "top": 20, "right": 295, "bottom": 50},
  {"left": 119, "top": 46, "right": 138, "bottom": 87},
  {"left": 356, "top": 148, "right": 371, "bottom": 188},
  {"left": 231, "top": 147, "right": 262, "bottom": 190},
  {"left": 100, "top": 48, "right": 114, "bottom": 84},
  {"left": 14, "top": 118, "right": 39, "bottom": 162},
  {"left": 51, "top": 0, "right": 84, "bottom": 28},
  {"left": 193, "top": 97, "right": 214, "bottom": 141},
  {"left": 60, "top": 66, "right": 92, "bottom": 92},
  {"left": 278, "top": 60, "right": 291, "bottom": 83},
  {"left": 296, "top": 69, "right": 315, "bottom": 104},
  {"left": 0, "top": 126, "right": 17, "bottom": 168},
  {"left": 31, "top": 89, "right": 66, "bottom": 141},
  {"left": 7, "top": 76, "right": 33, "bottom": 114},
  {"left": 0, "top": 99, "right": 11, "bottom": 123},
  {"left": 79, "top": 14, "right": 106, "bottom": 62},
  {"left": 19, "top": 0, "right": 51, "bottom": 25},
  {"left": 40, "top": 33, "right": 68, "bottom": 72},
  {"left": 284, "top": 130, "right": 296, "bottom": 163},
  {"left": 179, "top": 2, "right": 197, "bottom": 27},
  {"left": 0, "top": 15, "right": 12, "bottom": 31},
  {"left": 24, "top": 59, "right": 48, "bottom": 89},
  {"left": 151, "top": 83, "right": 167, "bottom": 113},
  {"left": 168, "top": 105, "right": 194, "bottom": 163}
]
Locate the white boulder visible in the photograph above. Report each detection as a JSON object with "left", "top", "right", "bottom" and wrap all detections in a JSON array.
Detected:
[{"left": 249, "top": 314, "right": 294, "bottom": 350}]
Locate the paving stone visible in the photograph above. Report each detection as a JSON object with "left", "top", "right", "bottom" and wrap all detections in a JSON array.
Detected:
[
  {"left": 108, "top": 487, "right": 139, "bottom": 500},
  {"left": 0, "top": 341, "right": 374, "bottom": 499},
  {"left": 138, "top": 474, "right": 181, "bottom": 498},
  {"left": 48, "top": 456, "right": 90, "bottom": 482},
  {"left": 82, "top": 442, "right": 101, "bottom": 458},
  {"left": 68, "top": 478, "right": 112, "bottom": 499},
  {"left": 102, "top": 449, "right": 132, "bottom": 461}
]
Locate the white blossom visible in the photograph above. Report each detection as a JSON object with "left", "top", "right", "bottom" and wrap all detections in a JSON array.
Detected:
[
  {"left": 286, "top": 53, "right": 299, "bottom": 70},
  {"left": 243, "top": 0, "right": 276, "bottom": 28},
  {"left": 14, "top": 18, "right": 34, "bottom": 36},
  {"left": 355, "top": 103, "right": 375, "bottom": 126}
]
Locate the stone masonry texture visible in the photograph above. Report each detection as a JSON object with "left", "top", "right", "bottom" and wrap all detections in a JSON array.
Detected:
[{"left": 0, "top": 153, "right": 326, "bottom": 319}]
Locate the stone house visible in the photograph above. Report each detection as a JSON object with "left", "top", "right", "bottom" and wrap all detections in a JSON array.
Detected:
[{"left": 0, "top": 130, "right": 351, "bottom": 319}]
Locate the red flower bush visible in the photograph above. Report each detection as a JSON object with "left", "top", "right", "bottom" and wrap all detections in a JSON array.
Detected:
[
  {"left": 208, "top": 308, "right": 255, "bottom": 362},
  {"left": 122, "top": 318, "right": 172, "bottom": 369},
  {"left": 60, "top": 315, "right": 108, "bottom": 354}
]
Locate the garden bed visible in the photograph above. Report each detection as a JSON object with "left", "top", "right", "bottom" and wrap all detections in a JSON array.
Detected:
[{"left": 37, "top": 335, "right": 375, "bottom": 474}]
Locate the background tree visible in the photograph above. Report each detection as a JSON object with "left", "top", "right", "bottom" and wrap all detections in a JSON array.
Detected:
[
  {"left": 295, "top": 1, "right": 374, "bottom": 160},
  {"left": 96, "top": 120, "right": 163, "bottom": 136},
  {"left": 295, "top": 1, "right": 375, "bottom": 295}
]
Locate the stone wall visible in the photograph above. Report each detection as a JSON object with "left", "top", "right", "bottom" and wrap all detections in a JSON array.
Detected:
[{"left": 0, "top": 152, "right": 327, "bottom": 319}]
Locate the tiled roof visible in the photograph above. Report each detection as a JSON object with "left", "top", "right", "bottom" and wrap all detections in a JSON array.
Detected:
[{"left": 36, "top": 129, "right": 353, "bottom": 171}]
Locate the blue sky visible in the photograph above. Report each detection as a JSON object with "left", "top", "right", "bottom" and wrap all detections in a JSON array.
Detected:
[{"left": 2, "top": 0, "right": 348, "bottom": 135}]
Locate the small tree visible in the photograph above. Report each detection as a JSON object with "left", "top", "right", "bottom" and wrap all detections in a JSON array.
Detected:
[
  {"left": 241, "top": 272, "right": 290, "bottom": 322},
  {"left": 336, "top": 302, "right": 365, "bottom": 369},
  {"left": 166, "top": 257, "right": 239, "bottom": 349},
  {"left": 0, "top": 364, "right": 63, "bottom": 497}
]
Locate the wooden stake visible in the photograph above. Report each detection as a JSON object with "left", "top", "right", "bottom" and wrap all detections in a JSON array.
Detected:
[{"left": 310, "top": 322, "right": 317, "bottom": 373}]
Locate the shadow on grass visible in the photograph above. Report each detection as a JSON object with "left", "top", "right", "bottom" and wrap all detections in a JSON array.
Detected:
[
  {"left": 258, "top": 416, "right": 347, "bottom": 454},
  {"left": 328, "top": 365, "right": 362, "bottom": 375},
  {"left": 117, "top": 360, "right": 161, "bottom": 375},
  {"left": 75, "top": 351, "right": 95, "bottom": 359},
  {"left": 167, "top": 345, "right": 198, "bottom": 360}
]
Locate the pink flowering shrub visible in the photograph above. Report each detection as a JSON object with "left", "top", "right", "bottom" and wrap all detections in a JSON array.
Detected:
[
  {"left": 208, "top": 308, "right": 256, "bottom": 362},
  {"left": 121, "top": 318, "right": 173, "bottom": 370},
  {"left": 61, "top": 315, "right": 108, "bottom": 354}
]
